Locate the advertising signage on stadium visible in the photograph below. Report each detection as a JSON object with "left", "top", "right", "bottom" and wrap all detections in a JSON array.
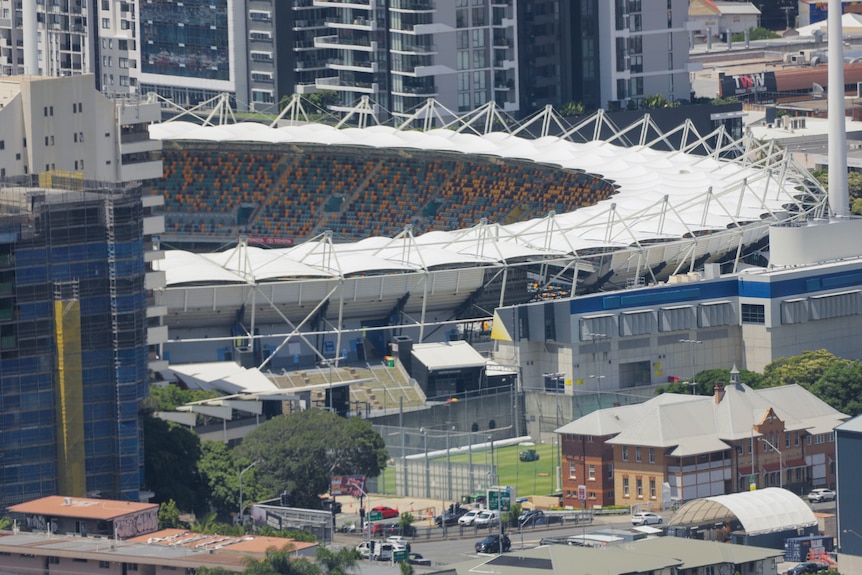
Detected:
[
  {"left": 331, "top": 475, "right": 366, "bottom": 497},
  {"left": 246, "top": 236, "right": 295, "bottom": 246},
  {"left": 718, "top": 72, "right": 777, "bottom": 97}
]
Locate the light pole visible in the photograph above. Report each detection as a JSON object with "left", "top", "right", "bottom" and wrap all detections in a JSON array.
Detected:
[
  {"left": 421, "top": 428, "right": 430, "bottom": 498},
  {"left": 239, "top": 459, "right": 261, "bottom": 527},
  {"left": 679, "top": 339, "right": 702, "bottom": 394},
  {"left": 758, "top": 436, "right": 783, "bottom": 489}
]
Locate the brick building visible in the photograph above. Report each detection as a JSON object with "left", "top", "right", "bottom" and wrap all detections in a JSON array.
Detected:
[{"left": 556, "top": 368, "right": 848, "bottom": 510}]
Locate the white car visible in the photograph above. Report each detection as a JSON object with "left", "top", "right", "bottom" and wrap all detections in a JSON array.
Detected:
[
  {"left": 474, "top": 510, "right": 500, "bottom": 527},
  {"left": 807, "top": 488, "right": 836, "bottom": 503},
  {"left": 458, "top": 509, "right": 482, "bottom": 526},
  {"left": 631, "top": 512, "right": 662, "bottom": 526},
  {"left": 386, "top": 536, "right": 411, "bottom": 551}
]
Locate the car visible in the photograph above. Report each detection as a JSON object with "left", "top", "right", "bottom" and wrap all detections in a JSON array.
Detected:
[
  {"left": 371, "top": 506, "right": 400, "bottom": 519},
  {"left": 474, "top": 510, "right": 500, "bottom": 527},
  {"left": 518, "top": 509, "right": 546, "bottom": 527},
  {"left": 436, "top": 507, "right": 469, "bottom": 526},
  {"left": 383, "top": 522, "right": 417, "bottom": 537},
  {"left": 355, "top": 541, "right": 393, "bottom": 561},
  {"left": 631, "top": 512, "right": 662, "bottom": 526},
  {"left": 458, "top": 509, "right": 482, "bottom": 526},
  {"left": 807, "top": 489, "right": 836, "bottom": 503},
  {"left": 787, "top": 562, "right": 829, "bottom": 575},
  {"left": 475, "top": 534, "right": 511, "bottom": 554},
  {"left": 407, "top": 553, "right": 432, "bottom": 566},
  {"left": 519, "top": 449, "right": 540, "bottom": 462},
  {"left": 386, "top": 536, "right": 412, "bottom": 552}
]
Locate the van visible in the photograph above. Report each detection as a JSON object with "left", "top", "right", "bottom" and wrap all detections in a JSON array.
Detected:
[
  {"left": 373, "top": 543, "right": 394, "bottom": 561},
  {"left": 474, "top": 510, "right": 500, "bottom": 527}
]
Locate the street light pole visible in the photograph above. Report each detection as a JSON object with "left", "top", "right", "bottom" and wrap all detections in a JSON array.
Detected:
[
  {"left": 758, "top": 437, "right": 783, "bottom": 489},
  {"left": 421, "top": 428, "right": 430, "bottom": 498},
  {"left": 239, "top": 459, "right": 261, "bottom": 527},
  {"left": 586, "top": 333, "right": 607, "bottom": 407}
]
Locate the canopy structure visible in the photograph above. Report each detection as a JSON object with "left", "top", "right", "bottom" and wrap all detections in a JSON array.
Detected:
[{"left": 667, "top": 487, "right": 817, "bottom": 536}]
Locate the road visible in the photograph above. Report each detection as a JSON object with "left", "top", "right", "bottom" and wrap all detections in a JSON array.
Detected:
[{"left": 333, "top": 511, "right": 640, "bottom": 572}]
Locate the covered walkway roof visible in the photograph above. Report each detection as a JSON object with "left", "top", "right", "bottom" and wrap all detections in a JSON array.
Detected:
[{"left": 667, "top": 487, "right": 817, "bottom": 535}]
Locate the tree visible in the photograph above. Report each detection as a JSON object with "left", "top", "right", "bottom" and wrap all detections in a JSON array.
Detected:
[
  {"left": 399, "top": 560, "right": 415, "bottom": 575},
  {"left": 640, "top": 94, "right": 679, "bottom": 110},
  {"left": 315, "top": 546, "right": 361, "bottom": 575},
  {"left": 144, "top": 417, "right": 207, "bottom": 515},
  {"left": 559, "top": 101, "right": 585, "bottom": 117},
  {"left": 398, "top": 511, "right": 415, "bottom": 536},
  {"left": 146, "top": 384, "right": 220, "bottom": 411},
  {"left": 158, "top": 499, "right": 183, "bottom": 529},
  {"left": 236, "top": 410, "right": 387, "bottom": 509},
  {"left": 244, "top": 545, "right": 320, "bottom": 575},
  {"left": 759, "top": 349, "right": 844, "bottom": 389},
  {"left": 198, "top": 440, "right": 246, "bottom": 518}
]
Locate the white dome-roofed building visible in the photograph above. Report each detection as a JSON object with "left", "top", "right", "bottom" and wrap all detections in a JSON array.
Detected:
[{"left": 666, "top": 488, "right": 819, "bottom": 550}]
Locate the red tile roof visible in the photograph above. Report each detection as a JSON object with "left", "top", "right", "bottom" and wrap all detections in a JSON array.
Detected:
[{"left": 8, "top": 496, "right": 158, "bottom": 520}]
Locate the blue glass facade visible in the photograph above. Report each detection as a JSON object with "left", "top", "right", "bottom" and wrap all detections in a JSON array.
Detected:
[
  {"left": 141, "top": 0, "right": 230, "bottom": 80},
  {"left": 0, "top": 190, "right": 148, "bottom": 506}
]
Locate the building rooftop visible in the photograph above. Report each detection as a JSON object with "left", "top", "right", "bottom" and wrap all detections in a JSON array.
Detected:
[{"left": 8, "top": 497, "right": 158, "bottom": 521}]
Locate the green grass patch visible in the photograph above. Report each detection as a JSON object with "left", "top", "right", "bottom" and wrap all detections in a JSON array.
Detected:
[{"left": 449, "top": 442, "right": 561, "bottom": 498}]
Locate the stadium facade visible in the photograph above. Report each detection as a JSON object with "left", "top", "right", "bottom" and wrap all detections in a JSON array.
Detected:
[{"left": 145, "top": 102, "right": 862, "bottom": 435}]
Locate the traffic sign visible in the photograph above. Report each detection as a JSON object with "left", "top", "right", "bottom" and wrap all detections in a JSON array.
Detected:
[
  {"left": 578, "top": 484, "right": 587, "bottom": 501},
  {"left": 369, "top": 510, "right": 383, "bottom": 521},
  {"left": 487, "top": 486, "right": 512, "bottom": 512},
  {"left": 393, "top": 550, "right": 409, "bottom": 562}
]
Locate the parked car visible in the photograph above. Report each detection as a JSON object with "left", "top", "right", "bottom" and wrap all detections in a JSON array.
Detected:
[
  {"left": 631, "top": 512, "right": 662, "bottom": 526},
  {"left": 386, "top": 536, "right": 412, "bottom": 552},
  {"left": 474, "top": 510, "right": 500, "bottom": 527},
  {"left": 369, "top": 522, "right": 388, "bottom": 536},
  {"left": 787, "top": 562, "right": 829, "bottom": 575},
  {"left": 475, "top": 534, "right": 511, "bottom": 554},
  {"left": 458, "top": 509, "right": 482, "bottom": 526},
  {"left": 519, "top": 449, "right": 540, "bottom": 462},
  {"left": 518, "top": 509, "right": 546, "bottom": 527},
  {"left": 356, "top": 541, "right": 395, "bottom": 561},
  {"left": 436, "top": 507, "right": 469, "bottom": 526},
  {"left": 371, "top": 506, "right": 400, "bottom": 519},
  {"left": 807, "top": 489, "right": 836, "bottom": 503},
  {"left": 407, "top": 553, "right": 431, "bottom": 566}
]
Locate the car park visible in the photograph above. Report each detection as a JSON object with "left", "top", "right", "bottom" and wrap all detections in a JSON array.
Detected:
[
  {"left": 787, "top": 562, "right": 829, "bottom": 575},
  {"left": 475, "top": 534, "right": 511, "bottom": 554},
  {"left": 458, "top": 509, "right": 482, "bottom": 526},
  {"left": 474, "top": 510, "right": 500, "bottom": 527},
  {"left": 408, "top": 553, "right": 431, "bottom": 566},
  {"left": 631, "top": 512, "right": 662, "bottom": 526},
  {"left": 807, "top": 489, "right": 836, "bottom": 503},
  {"left": 371, "top": 506, "right": 400, "bottom": 519}
]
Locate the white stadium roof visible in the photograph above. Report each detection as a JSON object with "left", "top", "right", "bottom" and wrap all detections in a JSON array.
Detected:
[{"left": 150, "top": 108, "right": 826, "bottom": 286}]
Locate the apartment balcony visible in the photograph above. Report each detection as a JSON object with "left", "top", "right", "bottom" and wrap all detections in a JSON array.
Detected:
[
  {"left": 390, "top": 44, "right": 437, "bottom": 55},
  {"left": 493, "top": 57, "right": 515, "bottom": 69},
  {"left": 326, "top": 16, "right": 377, "bottom": 31},
  {"left": 392, "top": 86, "right": 437, "bottom": 97},
  {"left": 314, "top": 34, "right": 375, "bottom": 51},
  {"left": 492, "top": 36, "right": 512, "bottom": 48},
  {"left": 313, "top": 0, "right": 372, "bottom": 8},
  {"left": 316, "top": 76, "right": 378, "bottom": 94},
  {"left": 293, "top": 21, "right": 328, "bottom": 31},
  {"left": 391, "top": 0, "right": 435, "bottom": 10},
  {"left": 328, "top": 58, "right": 378, "bottom": 73},
  {"left": 295, "top": 60, "right": 329, "bottom": 71}
]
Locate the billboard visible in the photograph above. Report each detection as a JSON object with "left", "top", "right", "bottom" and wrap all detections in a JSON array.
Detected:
[
  {"left": 718, "top": 72, "right": 777, "bottom": 98},
  {"left": 331, "top": 475, "right": 367, "bottom": 497}
]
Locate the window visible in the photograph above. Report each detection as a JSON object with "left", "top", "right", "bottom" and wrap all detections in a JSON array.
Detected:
[
  {"left": 0, "top": 140, "right": 4, "bottom": 150},
  {"left": 102, "top": 17, "right": 110, "bottom": 28},
  {"left": 741, "top": 303, "right": 765, "bottom": 324},
  {"left": 785, "top": 432, "right": 791, "bottom": 449},
  {"left": 588, "top": 464, "right": 595, "bottom": 480},
  {"left": 568, "top": 463, "right": 577, "bottom": 479},
  {"left": 814, "top": 434, "right": 825, "bottom": 445},
  {"left": 795, "top": 431, "right": 800, "bottom": 446},
  {"left": 649, "top": 478, "right": 656, "bottom": 498},
  {"left": 622, "top": 446, "right": 629, "bottom": 461},
  {"left": 636, "top": 478, "right": 643, "bottom": 497},
  {"left": 608, "top": 464, "right": 613, "bottom": 479},
  {"left": 635, "top": 447, "right": 642, "bottom": 462},
  {"left": 623, "top": 477, "right": 630, "bottom": 497},
  {"left": 99, "top": 561, "right": 111, "bottom": 569},
  {"left": 48, "top": 557, "right": 60, "bottom": 565},
  {"left": 807, "top": 435, "right": 812, "bottom": 446},
  {"left": 648, "top": 447, "right": 655, "bottom": 464}
]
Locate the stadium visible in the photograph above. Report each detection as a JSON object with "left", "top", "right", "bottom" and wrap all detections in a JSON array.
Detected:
[{"left": 149, "top": 100, "right": 826, "bottom": 375}]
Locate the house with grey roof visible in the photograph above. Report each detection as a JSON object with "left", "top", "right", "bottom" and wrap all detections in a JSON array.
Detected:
[{"left": 556, "top": 368, "right": 848, "bottom": 510}]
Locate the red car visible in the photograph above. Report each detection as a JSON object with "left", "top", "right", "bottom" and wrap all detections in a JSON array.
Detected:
[{"left": 371, "top": 506, "right": 399, "bottom": 519}]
